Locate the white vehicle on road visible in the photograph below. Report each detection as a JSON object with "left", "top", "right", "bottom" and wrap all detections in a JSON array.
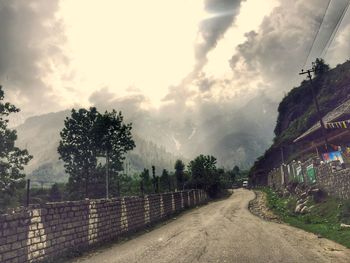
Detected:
[{"left": 242, "top": 180, "right": 248, "bottom": 188}]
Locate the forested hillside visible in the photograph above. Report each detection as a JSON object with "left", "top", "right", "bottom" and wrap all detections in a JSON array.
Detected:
[
  {"left": 15, "top": 111, "right": 180, "bottom": 184},
  {"left": 250, "top": 59, "right": 350, "bottom": 184}
]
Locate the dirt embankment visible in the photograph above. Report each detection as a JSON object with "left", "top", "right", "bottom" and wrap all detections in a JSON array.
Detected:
[{"left": 248, "top": 190, "right": 281, "bottom": 223}]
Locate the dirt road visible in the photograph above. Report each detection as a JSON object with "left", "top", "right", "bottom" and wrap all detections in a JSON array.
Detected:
[{"left": 73, "top": 189, "right": 350, "bottom": 263}]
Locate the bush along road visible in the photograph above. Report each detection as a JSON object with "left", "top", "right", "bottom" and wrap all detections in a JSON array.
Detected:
[{"left": 254, "top": 187, "right": 350, "bottom": 249}]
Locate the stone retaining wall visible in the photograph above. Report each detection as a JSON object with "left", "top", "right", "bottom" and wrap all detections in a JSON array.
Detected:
[
  {"left": 0, "top": 190, "right": 207, "bottom": 263},
  {"left": 267, "top": 160, "right": 350, "bottom": 200},
  {"left": 316, "top": 165, "right": 350, "bottom": 200}
]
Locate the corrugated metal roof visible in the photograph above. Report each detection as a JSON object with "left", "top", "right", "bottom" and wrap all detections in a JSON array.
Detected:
[{"left": 293, "top": 98, "right": 350, "bottom": 142}]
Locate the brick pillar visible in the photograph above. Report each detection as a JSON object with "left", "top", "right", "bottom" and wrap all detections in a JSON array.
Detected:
[
  {"left": 180, "top": 192, "right": 184, "bottom": 209},
  {"left": 120, "top": 198, "right": 128, "bottom": 232},
  {"left": 171, "top": 193, "right": 175, "bottom": 212},
  {"left": 160, "top": 195, "right": 164, "bottom": 218},
  {"left": 88, "top": 201, "right": 98, "bottom": 245},
  {"left": 27, "top": 209, "right": 47, "bottom": 262},
  {"left": 144, "top": 196, "right": 150, "bottom": 225}
]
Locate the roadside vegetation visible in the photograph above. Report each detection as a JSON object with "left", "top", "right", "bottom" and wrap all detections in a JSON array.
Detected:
[
  {"left": 0, "top": 85, "right": 249, "bottom": 213},
  {"left": 261, "top": 188, "right": 350, "bottom": 248}
]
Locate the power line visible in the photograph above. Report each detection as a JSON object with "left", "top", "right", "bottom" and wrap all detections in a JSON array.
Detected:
[
  {"left": 302, "top": 0, "right": 332, "bottom": 69},
  {"left": 321, "top": 0, "right": 350, "bottom": 58}
]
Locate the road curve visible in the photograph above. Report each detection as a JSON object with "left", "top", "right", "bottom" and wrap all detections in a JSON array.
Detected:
[{"left": 72, "top": 189, "right": 350, "bottom": 263}]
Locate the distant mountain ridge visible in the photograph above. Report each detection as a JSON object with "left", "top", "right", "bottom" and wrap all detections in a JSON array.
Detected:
[
  {"left": 15, "top": 93, "right": 277, "bottom": 183},
  {"left": 15, "top": 110, "right": 181, "bottom": 183}
]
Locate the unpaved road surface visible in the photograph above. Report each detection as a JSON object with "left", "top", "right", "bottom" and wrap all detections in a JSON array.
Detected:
[{"left": 73, "top": 189, "right": 350, "bottom": 263}]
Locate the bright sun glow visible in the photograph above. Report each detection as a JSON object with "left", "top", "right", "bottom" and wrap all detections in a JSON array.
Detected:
[
  {"left": 57, "top": 0, "right": 277, "bottom": 108},
  {"left": 204, "top": 0, "right": 279, "bottom": 77},
  {"left": 59, "top": 0, "right": 205, "bottom": 107}
]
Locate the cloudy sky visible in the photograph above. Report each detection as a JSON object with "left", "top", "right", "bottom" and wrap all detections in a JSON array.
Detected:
[{"left": 1, "top": 0, "right": 350, "bottom": 122}]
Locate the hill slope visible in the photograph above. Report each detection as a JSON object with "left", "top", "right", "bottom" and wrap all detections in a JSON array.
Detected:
[{"left": 250, "top": 60, "right": 350, "bottom": 184}]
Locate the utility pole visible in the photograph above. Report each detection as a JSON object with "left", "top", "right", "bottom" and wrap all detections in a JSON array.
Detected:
[
  {"left": 106, "top": 151, "right": 109, "bottom": 199},
  {"left": 299, "top": 68, "right": 329, "bottom": 152}
]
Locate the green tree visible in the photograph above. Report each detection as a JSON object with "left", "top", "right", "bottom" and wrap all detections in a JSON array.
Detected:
[
  {"left": 188, "top": 155, "right": 220, "bottom": 197},
  {"left": 58, "top": 108, "right": 100, "bottom": 199},
  {"left": 232, "top": 165, "right": 240, "bottom": 179},
  {"left": 93, "top": 110, "right": 135, "bottom": 197},
  {"left": 49, "top": 183, "right": 62, "bottom": 202},
  {"left": 151, "top": 165, "right": 159, "bottom": 193},
  {"left": 58, "top": 107, "right": 135, "bottom": 199},
  {"left": 313, "top": 58, "right": 330, "bottom": 77},
  {"left": 174, "top": 159, "right": 185, "bottom": 190},
  {"left": 0, "top": 86, "right": 32, "bottom": 210},
  {"left": 160, "top": 169, "right": 171, "bottom": 192},
  {"left": 139, "top": 168, "right": 151, "bottom": 194}
]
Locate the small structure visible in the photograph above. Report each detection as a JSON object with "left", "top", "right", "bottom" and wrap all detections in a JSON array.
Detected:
[{"left": 294, "top": 98, "right": 350, "bottom": 164}]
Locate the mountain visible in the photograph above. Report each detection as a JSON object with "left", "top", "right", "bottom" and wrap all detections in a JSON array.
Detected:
[
  {"left": 198, "top": 94, "right": 277, "bottom": 169},
  {"left": 14, "top": 92, "right": 277, "bottom": 183},
  {"left": 15, "top": 110, "right": 180, "bottom": 184},
  {"left": 250, "top": 59, "right": 350, "bottom": 185}
]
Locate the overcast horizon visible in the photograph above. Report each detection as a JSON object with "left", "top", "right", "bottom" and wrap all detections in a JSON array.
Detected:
[{"left": 0, "top": 0, "right": 348, "bottom": 122}]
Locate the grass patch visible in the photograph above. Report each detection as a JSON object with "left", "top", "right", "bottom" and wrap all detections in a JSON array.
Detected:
[{"left": 261, "top": 188, "right": 350, "bottom": 248}]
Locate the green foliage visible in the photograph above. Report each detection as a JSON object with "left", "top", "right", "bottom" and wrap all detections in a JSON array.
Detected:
[
  {"left": 274, "top": 58, "right": 332, "bottom": 141},
  {"left": 0, "top": 86, "right": 32, "bottom": 210},
  {"left": 58, "top": 107, "right": 135, "bottom": 199},
  {"left": 174, "top": 159, "right": 185, "bottom": 190},
  {"left": 49, "top": 183, "right": 62, "bottom": 202},
  {"left": 93, "top": 110, "right": 135, "bottom": 173},
  {"left": 263, "top": 188, "right": 350, "bottom": 248},
  {"left": 188, "top": 155, "right": 216, "bottom": 188},
  {"left": 30, "top": 162, "right": 68, "bottom": 183},
  {"left": 160, "top": 169, "right": 171, "bottom": 192},
  {"left": 313, "top": 58, "right": 330, "bottom": 78},
  {"left": 188, "top": 155, "right": 225, "bottom": 198},
  {"left": 339, "top": 200, "right": 350, "bottom": 225},
  {"left": 118, "top": 173, "right": 142, "bottom": 196}
]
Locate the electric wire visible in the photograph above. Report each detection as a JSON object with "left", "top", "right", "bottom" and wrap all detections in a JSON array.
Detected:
[
  {"left": 302, "top": 0, "right": 332, "bottom": 70},
  {"left": 321, "top": 0, "right": 350, "bottom": 58}
]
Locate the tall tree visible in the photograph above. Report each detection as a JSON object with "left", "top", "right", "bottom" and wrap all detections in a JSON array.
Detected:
[
  {"left": 232, "top": 165, "right": 240, "bottom": 178},
  {"left": 313, "top": 58, "right": 330, "bottom": 77},
  {"left": 160, "top": 169, "right": 171, "bottom": 192},
  {"left": 93, "top": 110, "right": 135, "bottom": 197},
  {"left": 174, "top": 159, "right": 185, "bottom": 190},
  {"left": 188, "top": 155, "right": 220, "bottom": 197},
  {"left": 49, "top": 183, "right": 62, "bottom": 202},
  {"left": 139, "top": 168, "right": 151, "bottom": 194},
  {"left": 151, "top": 165, "right": 158, "bottom": 193},
  {"left": 0, "top": 86, "right": 32, "bottom": 209},
  {"left": 58, "top": 107, "right": 135, "bottom": 199},
  {"left": 58, "top": 108, "right": 100, "bottom": 199}
]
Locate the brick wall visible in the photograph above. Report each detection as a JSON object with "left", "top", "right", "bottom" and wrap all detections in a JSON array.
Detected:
[{"left": 0, "top": 190, "right": 207, "bottom": 263}]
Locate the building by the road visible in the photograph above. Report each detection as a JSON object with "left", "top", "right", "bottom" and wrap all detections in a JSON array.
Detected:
[
  {"left": 293, "top": 98, "right": 350, "bottom": 164},
  {"left": 267, "top": 98, "right": 350, "bottom": 200}
]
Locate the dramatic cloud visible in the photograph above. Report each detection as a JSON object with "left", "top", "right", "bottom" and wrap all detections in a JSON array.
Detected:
[
  {"left": 0, "top": 0, "right": 67, "bottom": 116},
  {"left": 88, "top": 88, "right": 149, "bottom": 118},
  {"left": 195, "top": 0, "right": 245, "bottom": 71},
  {"left": 163, "top": 0, "right": 245, "bottom": 106},
  {"left": 7, "top": 0, "right": 350, "bottom": 168},
  {"left": 230, "top": 0, "right": 350, "bottom": 100}
]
